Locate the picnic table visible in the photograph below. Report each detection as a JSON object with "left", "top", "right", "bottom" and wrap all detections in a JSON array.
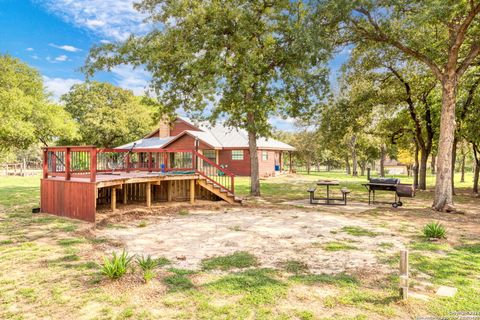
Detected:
[{"left": 307, "top": 180, "right": 350, "bottom": 205}]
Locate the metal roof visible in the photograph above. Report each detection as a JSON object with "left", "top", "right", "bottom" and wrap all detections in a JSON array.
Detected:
[{"left": 118, "top": 117, "right": 295, "bottom": 151}]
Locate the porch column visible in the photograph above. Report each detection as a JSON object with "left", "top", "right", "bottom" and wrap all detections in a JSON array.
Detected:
[{"left": 289, "top": 151, "right": 292, "bottom": 173}]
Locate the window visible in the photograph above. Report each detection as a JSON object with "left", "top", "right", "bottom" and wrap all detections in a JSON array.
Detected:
[
  {"left": 262, "top": 151, "right": 268, "bottom": 161},
  {"left": 202, "top": 150, "right": 217, "bottom": 166},
  {"left": 231, "top": 150, "right": 244, "bottom": 160}
]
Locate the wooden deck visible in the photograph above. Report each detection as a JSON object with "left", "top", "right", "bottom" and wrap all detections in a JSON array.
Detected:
[{"left": 40, "top": 147, "right": 240, "bottom": 222}]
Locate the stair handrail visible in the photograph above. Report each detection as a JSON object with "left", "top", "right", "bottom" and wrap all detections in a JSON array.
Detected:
[{"left": 194, "top": 150, "right": 235, "bottom": 194}]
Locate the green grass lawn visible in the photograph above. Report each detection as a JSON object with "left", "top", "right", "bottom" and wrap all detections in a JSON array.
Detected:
[
  {"left": 0, "top": 174, "right": 479, "bottom": 319},
  {"left": 235, "top": 171, "right": 476, "bottom": 203}
]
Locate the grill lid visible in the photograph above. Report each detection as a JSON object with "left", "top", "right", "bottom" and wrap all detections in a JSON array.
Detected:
[{"left": 369, "top": 178, "right": 400, "bottom": 184}]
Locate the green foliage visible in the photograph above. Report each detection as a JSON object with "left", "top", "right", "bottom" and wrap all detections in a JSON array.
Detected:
[
  {"left": 206, "top": 269, "right": 287, "bottom": 305},
  {"left": 201, "top": 251, "right": 258, "bottom": 271},
  {"left": 0, "top": 55, "right": 77, "bottom": 150},
  {"left": 422, "top": 222, "right": 447, "bottom": 239},
  {"left": 323, "top": 241, "right": 357, "bottom": 252},
  {"left": 163, "top": 274, "right": 194, "bottom": 292},
  {"left": 341, "top": 226, "right": 379, "bottom": 237},
  {"left": 100, "top": 251, "right": 133, "bottom": 279},
  {"left": 61, "top": 81, "right": 156, "bottom": 147},
  {"left": 290, "top": 273, "right": 358, "bottom": 287}
]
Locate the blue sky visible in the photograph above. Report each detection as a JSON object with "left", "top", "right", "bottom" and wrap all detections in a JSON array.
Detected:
[{"left": 0, "top": 0, "right": 349, "bottom": 131}]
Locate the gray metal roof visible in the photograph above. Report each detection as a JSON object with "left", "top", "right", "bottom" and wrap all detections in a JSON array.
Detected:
[
  {"left": 117, "top": 118, "right": 295, "bottom": 151},
  {"left": 116, "top": 137, "right": 175, "bottom": 149}
]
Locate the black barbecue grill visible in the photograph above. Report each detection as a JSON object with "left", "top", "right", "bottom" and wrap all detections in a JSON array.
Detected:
[{"left": 362, "top": 169, "right": 415, "bottom": 208}]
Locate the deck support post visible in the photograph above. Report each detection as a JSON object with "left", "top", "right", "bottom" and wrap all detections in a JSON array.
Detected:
[
  {"left": 123, "top": 184, "right": 128, "bottom": 205},
  {"left": 146, "top": 182, "right": 152, "bottom": 207},
  {"left": 167, "top": 181, "right": 173, "bottom": 202},
  {"left": 190, "top": 179, "right": 195, "bottom": 204},
  {"left": 111, "top": 187, "right": 117, "bottom": 211}
]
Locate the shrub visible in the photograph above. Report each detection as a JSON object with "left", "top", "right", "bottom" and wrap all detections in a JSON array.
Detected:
[
  {"left": 423, "top": 221, "right": 447, "bottom": 239},
  {"left": 100, "top": 251, "right": 133, "bottom": 279}
]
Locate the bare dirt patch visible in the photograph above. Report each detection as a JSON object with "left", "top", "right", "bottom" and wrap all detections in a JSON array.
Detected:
[{"left": 96, "top": 205, "right": 408, "bottom": 275}]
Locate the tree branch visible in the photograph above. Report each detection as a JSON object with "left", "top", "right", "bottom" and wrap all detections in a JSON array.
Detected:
[
  {"left": 457, "top": 43, "right": 480, "bottom": 77},
  {"left": 352, "top": 8, "right": 443, "bottom": 80}
]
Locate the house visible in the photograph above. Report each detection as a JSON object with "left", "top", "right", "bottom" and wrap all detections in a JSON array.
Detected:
[
  {"left": 383, "top": 158, "right": 409, "bottom": 175},
  {"left": 117, "top": 117, "right": 295, "bottom": 177}
]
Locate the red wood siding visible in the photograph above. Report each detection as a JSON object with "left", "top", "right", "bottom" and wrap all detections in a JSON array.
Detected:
[
  {"left": 170, "top": 119, "right": 201, "bottom": 136},
  {"left": 41, "top": 179, "right": 96, "bottom": 222},
  {"left": 166, "top": 135, "right": 212, "bottom": 150},
  {"left": 217, "top": 149, "right": 277, "bottom": 177},
  {"left": 258, "top": 150, "right": 275, "bottom": 177},
  {"left": 218, "top": 149, "right": 251, "bottom": 176}
]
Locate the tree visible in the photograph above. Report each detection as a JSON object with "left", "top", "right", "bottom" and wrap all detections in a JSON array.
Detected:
[
  {"left": 61, "top": 81, "right": 157, "bottom": 148},
  {"left": 322, "top": 0, "right": 480, "bottom": 211},
  {"left": 83, "top": 0, "right": 333, "bottom": 196},
  {"left": 0, "top": 55, "right": 77, "bottom": 150}
]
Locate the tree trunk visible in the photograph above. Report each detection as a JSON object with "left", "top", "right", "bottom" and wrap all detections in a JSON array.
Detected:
[
  {"left": 351, "top": 136, "right": 358, "bottom": 176},
  {"left": 431, "top": 154, "right": 436, "bottom": 174},
  {"left": 359, "top": 163, "right": 365, "bottom": 176},
  {"left": 418, "top": 149, "right": 429, "bottom": 190},
  {"left": 451, "top": 137, "right": 458, "bottom": 195},
  {"left": 306, "top": 157, "right": 311, "bottom": 175},
  {"left": 473, "top": 145, "right": 479, "bottom": 195},
  {"left": 380, "top": 144, "right": 386, "bottom": 177},
  {"left": 345, "top": 155, "right": 351, "bottom": 175},
  {"left": 460, "top": 152, "right": 466, "bottom": 183},
  {"left": 413, "top": 141, "right": 419, "bottom": 188},
  {"left": 247, "top": 119, "right": 260, "bottom": 197},
  {"left": 433, "top": 76, "right": 457, "bottom": 211}
]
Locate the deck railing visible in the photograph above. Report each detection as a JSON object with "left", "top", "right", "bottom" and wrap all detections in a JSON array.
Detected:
[{"left": 42, "top": 146, "right": 235, "bottom": 193}]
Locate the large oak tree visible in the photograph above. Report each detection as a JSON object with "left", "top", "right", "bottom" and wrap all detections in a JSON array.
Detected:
[
  {"left": 83, "top": 0, "right": 333, "bottom": 196},
  {"left": 321, "top": 0, "right": 480, "bottom": 211}
]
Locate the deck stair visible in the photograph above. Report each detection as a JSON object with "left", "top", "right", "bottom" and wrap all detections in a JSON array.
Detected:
[{"left": 197, "top": 178, "right": 242, "bottom": 204}]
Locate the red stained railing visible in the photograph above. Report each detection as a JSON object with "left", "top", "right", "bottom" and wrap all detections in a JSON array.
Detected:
[{"left": 42, "top": 146, "right": 234, "bottom": 193}]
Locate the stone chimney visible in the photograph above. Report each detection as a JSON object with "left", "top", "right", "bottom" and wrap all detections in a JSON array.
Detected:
[{"left": 158, "top": 117, "right": 170, "bottom": 138}]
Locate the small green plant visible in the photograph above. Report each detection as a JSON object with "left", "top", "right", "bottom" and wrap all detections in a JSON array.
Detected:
[
  {"left": 100, "top": 251, "right": 133, "bottom": 279},
  {"left": 137, "top": 220, "right": 147, "bottom": 228},
  {"left": 178, "top": 209, "right": 189, "bottom": 216},
  {"left": 137, "top": 255, "right": 159, "bottom": 283},
  {"left": 229, "top": 225, "right": 242, "bottom": 231},
  {"left": 423, "top": 221, "right": 447, "bottom": 239},
  {"left": 136, "top": 255, "right": 158, "bottom": 271}
]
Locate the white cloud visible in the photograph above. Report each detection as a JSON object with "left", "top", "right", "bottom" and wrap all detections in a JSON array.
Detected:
[
  {"left": 31, "top": 55, "right": 40, "bottom": 60},
  {"left": 54, "top": 54, "right": 69, "bottom": 62},
  {"left": 38, "top": 0, "right": 150, "bottom": 41},
  {"left": 43, "top": 76, "right": 83, "bottom": 101},
  {"left": 26, "top": 47, "right": 34, "bottom": 51},
  {"left": 50, "top": 43, "right": 82, "bottom": 52},
  {"left": 269, "top": 116, "right": 296, "bottom": 132},
  {"left": 111, "top": 65, "right": 151, "bottom": 95}
]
